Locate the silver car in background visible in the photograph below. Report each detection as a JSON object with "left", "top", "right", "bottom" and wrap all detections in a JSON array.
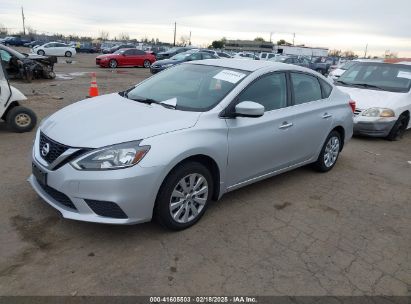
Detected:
[{"left": 29, "top": 59, "right": 354, "bottom": 230}]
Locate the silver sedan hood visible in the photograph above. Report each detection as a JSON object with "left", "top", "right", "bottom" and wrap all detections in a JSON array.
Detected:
[{"left": 41, "top": 93, "right": 201, "bottom": 148}]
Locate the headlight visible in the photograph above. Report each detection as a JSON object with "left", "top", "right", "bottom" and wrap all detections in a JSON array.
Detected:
[
  {"left": 361, "top": 108, "right": 395, "bottom": 118},
  {"left": 71, "top": 141, "right": 150, "bottom": 170}
]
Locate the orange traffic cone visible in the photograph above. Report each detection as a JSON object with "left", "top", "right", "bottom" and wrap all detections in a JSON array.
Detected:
[{"left": 88, "top": 72, "right": 99, "bottom": 97}]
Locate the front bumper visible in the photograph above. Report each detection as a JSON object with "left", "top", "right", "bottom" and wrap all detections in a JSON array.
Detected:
[
  {"left": 96, "top": 59, "right": 109, "bottom": 67},
  {"left": 353, "top": 116, "right": 396, "bottom": 137},
  {"left": 29, "top": 133, "right": 166, "bottom": 224},
  {"left": 150, "top": 66, "right": 165, "bottom": 74}
]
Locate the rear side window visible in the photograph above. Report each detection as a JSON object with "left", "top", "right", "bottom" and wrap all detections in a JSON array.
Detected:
[
  {"left": 320, "top": 79, "right": 333, "bottom": 98},
  {"left": 135, "top": 50, "right": 146, "bottom": 55},
  {"left": 291, "top": 73, "right": 323, "bottom": 104},
  {"left": 238, "top": 73, "right": 287, "bottom": 112},
  {"left": 261, "top": 54, "right": 267, "bottom": 59}
]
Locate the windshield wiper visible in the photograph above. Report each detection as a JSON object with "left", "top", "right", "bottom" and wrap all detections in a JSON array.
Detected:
[
  {"left": 335, "top": 80, "right": 350, "bottom": 86},
  {"left": 351, "top": 83, "right": 385, "bottom": 90},
  {"left": 129, "top": 97, "right": 176, "bottom": 109}
]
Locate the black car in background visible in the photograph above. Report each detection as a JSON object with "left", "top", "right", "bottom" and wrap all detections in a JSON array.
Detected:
[
  {"left": 150, "top": 51, "right": 218, "bottom": 74},
  {"left": 102, "top": 44, "right": 135, "bottom": 54},
  {"left": 155, "top": 46, "right": 196, "bottom": 60},
  {"left": 76, "top": 43, "right": 98, "bottom": 53}
]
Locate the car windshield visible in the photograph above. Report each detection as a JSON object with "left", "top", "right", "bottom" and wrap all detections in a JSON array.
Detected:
[
  {"left": 337, "top": 63, "right": 411, "bottom": 93},
  {"left": 171, "top": 53, "right": 190, "bottom": 60},
  {"left": 271, "top": 56, "right": 288, "bottom": 62},
  {"left": 340, "top": 61, "right": 357, "bottom": 70},
  {"left": 125, "top": 64, "right": 250, "bottom": 112}
]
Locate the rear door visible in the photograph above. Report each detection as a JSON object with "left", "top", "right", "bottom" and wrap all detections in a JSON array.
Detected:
[{"left": 284, "top": 72, "right": 334, "bottom": 163}]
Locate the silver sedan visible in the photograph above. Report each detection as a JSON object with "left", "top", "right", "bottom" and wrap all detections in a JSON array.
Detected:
[{"left": 29, "top": 59, "right": 354, "bottom": 230}]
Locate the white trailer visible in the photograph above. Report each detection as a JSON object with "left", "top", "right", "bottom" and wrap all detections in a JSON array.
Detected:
[{"left": 274, "top": 45, "right": 328, "bottom": 57}]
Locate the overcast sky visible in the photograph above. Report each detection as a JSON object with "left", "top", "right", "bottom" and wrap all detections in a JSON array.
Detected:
[{"left": 1, "top": 0, "right": 410, "bottom": 56}]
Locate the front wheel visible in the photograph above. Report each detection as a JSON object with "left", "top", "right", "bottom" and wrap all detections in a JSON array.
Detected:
[
  {"left": 143, "top": 60, "right": 151, "bottom": 68},
  {"left": 37, "top": 50, "right": 45, "bottom": 56},
  {"left": 65, "top": 51, "right": 72, "bottom": 57},
  {"left": 6, "top": 106, "right": 37, "bottom": 133},
  {"left": 386, "top": 114, "right": 409, "bottom": 141},
  {"left": 313, "top": 131, "right": 341, "bottom": 172},
  {"left": 155, "top": 162, "right": 213, "bottom": 230},
  {"left": 109, "top": 59, "right": 118, "bottom": 68}
]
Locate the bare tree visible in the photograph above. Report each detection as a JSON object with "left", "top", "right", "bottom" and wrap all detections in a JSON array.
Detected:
[
  {"left": 329, "top": 49, "right": 342, "bottom": 57},
  {"left": 118, "top": 32, "right": 130, "bottom": 41},
  {"left": 0, "top": 23, "right": 8, "bottom": 35},
  {"left": 99, "top": 30, "right": 109, "bottom": 41},
  {"left": 179, "top": 35, "right": 189, "bottom": 46}
]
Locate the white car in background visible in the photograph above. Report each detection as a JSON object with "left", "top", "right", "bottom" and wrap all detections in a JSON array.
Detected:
[
  {"left": 33, "top": 42, "right": 76, "bottom": 57},
  {"left": 329, "top": 59, "right": 383, "bottom": 80},
  {"left": 259, "top": 52, "right": 278, "bottom": 60},
  {"left": 336, "top": 61, "right": 411, "bottom": 140}
]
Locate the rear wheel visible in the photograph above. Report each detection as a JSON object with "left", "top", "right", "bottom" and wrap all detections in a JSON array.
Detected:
[
  {"left": 386, "top": 113, "right": 409, "bottom": 141},
  {"left": 155, "top": 162, "right": 213, "bottom": 230},
  {"left": 313, "top": 131, "right": 341, "bottom": 172},
  {"left": 37, "top": 50, "right": 45, "bottom": 56},
  {"left": 6, "top": 106, "right": 37, "bottom": 133},
  {"left": 143, "top": 60, "right": 151, "bottom": 68},
  {"left": 109, "top": 59, "right": 118, "bottom": 68},
  {"left": 65, "top": 51, "right": 72, "bottom": 57}
]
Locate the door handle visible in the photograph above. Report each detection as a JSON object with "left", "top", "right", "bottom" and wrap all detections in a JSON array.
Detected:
[
  {"left": 279, "top": 122, "right": 293, "bottom": 129},
  {"left": 322, "top": 113, "right": 333, "bottom": 119}
]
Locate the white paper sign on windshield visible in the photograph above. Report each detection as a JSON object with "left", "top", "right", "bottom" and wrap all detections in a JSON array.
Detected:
[
  {"left": 213, "top": 70, "right": 246, "bottom": 84},
  {"left": 397, "top": 71, "right": 411, "bottom": 80}
]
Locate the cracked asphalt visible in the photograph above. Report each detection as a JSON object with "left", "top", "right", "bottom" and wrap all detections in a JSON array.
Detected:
[{"left": 0, "top": 51, "right": 410, "bottom": 296}]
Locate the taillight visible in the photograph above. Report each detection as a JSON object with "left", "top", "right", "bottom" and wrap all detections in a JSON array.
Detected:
[{"left": 349, "top": 100, "right": 356, "bottom": 113}]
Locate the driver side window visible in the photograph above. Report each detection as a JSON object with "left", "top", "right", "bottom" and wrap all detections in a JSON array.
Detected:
[
  {"left": 238, "top": 73, "right": 287, "bottom": 112},
  {"left": 0, "top": 50, "right": 12, "bottom": 62}
]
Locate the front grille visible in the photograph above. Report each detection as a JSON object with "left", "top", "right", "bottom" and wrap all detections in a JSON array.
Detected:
[
  {"left": 37, "top": 180, "right": 77, "bottom": 210},
  {"left": 39, "top": 132, "right": 69, "bottom": 164},
  {"left": 354, "top": 108, "right": 363, "bottom": 116},
  {"left": 85, "top": 200, "right": 128, "bottom": 219}
]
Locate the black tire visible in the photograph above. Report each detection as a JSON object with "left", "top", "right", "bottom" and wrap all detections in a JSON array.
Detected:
[
  {"left": 37, "top": 50, "right": 45, "bottom": 56},
  {"left": 313, "top": 130, "right": 341, "bottom": 172},
  {"left": 6, "top": 106, "right": 37, "bottom": 133},
  {"left": 386, "top": 113, "right": 409, "bottom": 141},
  {"left": 143, "top": 60, "right": 151, "bottom": 68},
  {"left": 109, "top": 59, "right": 118, "bottom": 68},
  {"left": 155, "top": 161, "right": 214, "bottom": 230},
  {"left": 65, "top": 51, "right": 72, "bottom": 57}
]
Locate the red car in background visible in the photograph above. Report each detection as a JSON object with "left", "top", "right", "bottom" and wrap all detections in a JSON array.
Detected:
[{"left": 96, "top": 48, "right": 156, "bottom": 68}]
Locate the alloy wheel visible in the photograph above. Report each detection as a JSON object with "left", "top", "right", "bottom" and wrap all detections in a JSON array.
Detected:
[
  {"left": 324, "top": 136, "right": 340, "bottom": 168},
  {"left": 169, "top": 173, "right": 209, "bottom": 224}
]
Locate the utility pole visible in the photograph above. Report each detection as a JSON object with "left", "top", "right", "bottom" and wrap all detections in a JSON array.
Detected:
[
  {"left": 364, "top": 43, "right": 368, "bottom": 58},
  {"left": 269, "top": 32, "right": 273, "bottom": 43},
  {"left": 292, "top": 33, "right": 295, "bottom": 46},
  {"left": 173, "top": 22, "right": 177, "bottom": 46},
  {"left": 21, "top": 6, "right": 26, "bottom": 35},
  {"left": 189, "top": 31, "right": 192, "bottom": 45}
]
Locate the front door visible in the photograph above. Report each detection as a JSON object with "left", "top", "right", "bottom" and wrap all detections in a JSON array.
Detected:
[{"left": 226, "top": 72, "right": 299, "bottom": 187}]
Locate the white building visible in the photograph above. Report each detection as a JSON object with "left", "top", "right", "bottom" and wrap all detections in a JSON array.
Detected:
[{"left": 274, "top": 45, "right": 329, "bottom": 57}]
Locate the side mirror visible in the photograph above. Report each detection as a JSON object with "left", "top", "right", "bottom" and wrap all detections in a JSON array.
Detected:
[{"left": 235, "top": 101, "right": 264, "bottom": 118}]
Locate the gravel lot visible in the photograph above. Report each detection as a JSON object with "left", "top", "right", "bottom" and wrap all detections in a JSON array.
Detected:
[{"left": 0, "top": 50, "right": 410, "bottom": 296}]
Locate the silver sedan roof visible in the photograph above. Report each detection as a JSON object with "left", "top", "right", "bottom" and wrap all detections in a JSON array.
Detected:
[{"left": 190, "top": 59, "right": 292, "bottom": 72}]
